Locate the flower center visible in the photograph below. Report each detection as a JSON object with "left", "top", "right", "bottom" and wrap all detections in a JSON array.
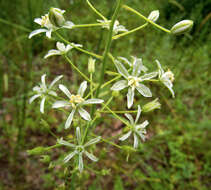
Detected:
[
  {"left": 165, "top": 70, "right": 174, "bottom": 82},
  {"left": 69, "top": 94, "right": 84, "bottom": 108},
  {"left": 75, "top": 145, "right": 84, "bottom": 154},
  {"left": 41, "top": 15, "right": 50, "bottom": 27},
  {"left": 128, "top": 76, "right": 140, "bottom": 89}
]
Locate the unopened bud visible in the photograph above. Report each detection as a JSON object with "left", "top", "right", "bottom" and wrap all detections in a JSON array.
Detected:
[
  {"left": 142, "top": 98, "right": 161, "bottom": 112},
  {"left": 112, "top": 90, "right": 120, "bottom": 97},
  {"left": 148, "top": 10, "right": 159, "bottom": 22},
  {"left": 121, "top": 145, "right": 137, "bottom": 153},
  {"left": 49, "top": 7, "right": 66, "bottom": 27},
  {"left": 40, "top": 155, "right": 51, "bottom": 163},
  {"left": 171, "top": 20, "right": 193, "bottom": 35},
  {"left": 88, "top": 57, "right": 95, "bottom": 73},
  {"left": 27, "top": 146, "right": 46, "bottom": 155}
]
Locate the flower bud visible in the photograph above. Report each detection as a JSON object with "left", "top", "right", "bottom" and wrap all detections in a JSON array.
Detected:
[
  {"left": 142, "top": 98, "right": 161, "bottom": 112},
  {"left": 49, "top": 7, "right": 66, "bottom": 27},
  {"left": 40, "top": 155, "right": 51, "bottom": 163},
  {"left": 171, "top": 20, "right": 193, "bottom": 35},
  {"left": 148, "top": 10, "right": 159, "bottom": 22},
  {"left": 112, "top": 90, "right": 120, "bottom": 97},
  {"left": 121, "top": 145, "right": 137, "bottom": 153},
  {"left": 27, "top": 146, "right": 46, "bottom": 155},
  {"left": 88, "top": 57, "right": 95, "bottom": 73}
]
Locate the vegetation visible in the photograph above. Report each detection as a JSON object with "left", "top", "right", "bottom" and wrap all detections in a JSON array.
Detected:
[{"left": 0, "top": 0, "right": 210, "bottom": 189}]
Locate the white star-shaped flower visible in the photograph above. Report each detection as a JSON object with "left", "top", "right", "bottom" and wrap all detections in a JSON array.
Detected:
[
  {"left": 156, "top": 60, "right": 175, "bottom": 97},
  {"left": 58, "top": 127, "right": 101, "bottom": 172},
  {"left": 44, "top": 42, "right": 82, "bottom": 59},
  {"left": 119, "top": 105, "right": 149, "bottom": 148},
  {"left": 29, "top": 8, "right": 74, "bottom": 39},
  {"left": 29, "top": 74, "right": 63, "bottom": 113},
  {"left": 111, "top": 56, "right": 158, "bottom": 108},
  {"left": 52, "top": 81, "right": 104, "bottom": 129}
]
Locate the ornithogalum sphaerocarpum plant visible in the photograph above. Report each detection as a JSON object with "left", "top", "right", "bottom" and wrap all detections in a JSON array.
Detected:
[{"left": 27, "top": 0, "right": 193, "bottom": 186}]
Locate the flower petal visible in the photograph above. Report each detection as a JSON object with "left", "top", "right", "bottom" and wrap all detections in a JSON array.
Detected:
[
  {"left": 132, "top": 57, "right": 143, "bottom": 77},
  {"left": 56, "top": 42, "right": 66, "bottom": 52},
  {"left": 78, "top": 107, "right": 91, "bottom": 121},
  {"left": 62, "top": 21, "right": 75, "bottom": 29},
  {"left": 44, "top": 49, "right": 61, "bottom": 59},
  {"left": 48, "top": 90, "right": 57, "bottom": 97},
  {"left": 64, "top": 151, "right": 77, "bottom": 163},
  {"left": 133, "top": 133, "right": 139, "bottom": 149},
  {"left": 59, "top": 84, "right": 71, "bottom": 98},
  {"left": 115, "top": 60, "right": 129, "bottom": 79},
  {"left": 57, "top": 138, "right": 75, "bottom": 147},
  {"left": 78, "top": 153, "right": 83, "bottom": 173},
  {"left": 65, "top": 109, "right": 76, "bottom": 129},
  {"left": 28, "top": 29, "right": 47, "bottom": 39},
  {"left": 119, "top": 131, "right": 132, "bottom": 141},
  {"left": 52, "top": 101, "right": 70, "bottom": 108},
  {"left": 136, "top": 120, "right": 149, "bottom": 130},
  {"left": 41, "top": 74, "right": 47, "bottom": 89},
  {"left": 155, "top": 60, "right": 164, "bottom": 77},
  {"left": 29, "top": 94, "right": 41, "bottom": 104},
  {"left": 40, "top": 97, "right": 46, "bottom": 113},
  {"left": 127, "top": 88, "right": 134, "bottom": 109},
  {"left": 34, "top": 18, "right": 42, "bottom": 25},
  {"left": 84, "top": 136, "right": 101, "bottom": 147},
  {"left": 46, "top": 30, "right": 52, "bottom": 38},
  {"left": 124, "top": 113, "right": 134, "bottom": 125},
  {"left": 111, "top": 80, "right": 128, "bottom": 91},
  {"left": 163, "top": 81, "right": 175, "bottom": 98},
  {"left": 135, "top": 105, "right": 141, "bottom": 124},
  {"left": 77, "top": 81, "right": 87, "bottom": 97},
  {"left": 82, "top": 99, "right": 104, "bottom": 105},
  {"left": 136, "top": 84, "right": 152, "bottom": 97},
  {"left": 76, "top": 127, "right": 81, "bottom": 145},
  {"left": 49, "top": 75, "right": 63, "bottom": 88},
  {"left": 139, "top": 72, "right": 158, "bottom": 81},
  {"left": 118, "top": 57, "right": 131, "bottom": 66},
  {"left": 85, "top": 151, "right": 98, "bottom": 162}
]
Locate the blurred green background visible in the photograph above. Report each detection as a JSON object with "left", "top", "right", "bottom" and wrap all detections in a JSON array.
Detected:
[{"left": 0, "top": 0, "right": 211, "bottom": 189}]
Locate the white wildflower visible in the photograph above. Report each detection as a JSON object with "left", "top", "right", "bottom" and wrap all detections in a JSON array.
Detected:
[
  {"left": 58, "top": 127, "right": 101, "bottom": 172},
  {"left": 111, "top": 57, "right": 158, "bottom": 108},
  {"left": 52, "top": 81, "right": 104, "bottom": 129},
  {"left": 156, "top": 60, "right": 175, "bottom": 97},
  {"left": 29, "top": 74, "right": 63, "bottom": 113},
  {"left": 29, "top": 8, "right": 74, "bottom": 39},
  {"left": 119, "top": 106, "right": 149, "bottom": 148},
  {"left": 44, "top": 42, "right": 82, "bottom": 59}
]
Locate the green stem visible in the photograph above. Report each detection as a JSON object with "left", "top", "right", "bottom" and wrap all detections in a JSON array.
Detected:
[
  {"left": 101, "top": 75, "right": 121, "bottom": 89},
  {"left": 92, "top": 134, "right": 122, "bottom": 149},
  {"left": 123, "top": 5, "right": 171, "bottom": 33},
  {"left": 64, "top": 55, "right": 91, "bottom": 83},
  {"left": 100, "top": 110, "right": 138, "bottom": 114},
  {"left": 86, "top": 0, "right": 107, "bottom": 21},
  {"left": 102, "top": 103, "right": 129, "bottom": 126},
  {"left": 82, "top": 96, "right": 113, "bottom": 144},
  {"left": 113, "top": 23, "right": 148, "bottom": 40},
  {"left": 90, "top": 73, "right": 94, "bottom": 98},
  {"left": 72, "top": 23, "right": 104, "bottom": 28},
  {"left": 56, "top": 32, "right": 102, "bottom": 59},
  {"left": 95, "top": 0, "right": 123, "bottom": 98}
]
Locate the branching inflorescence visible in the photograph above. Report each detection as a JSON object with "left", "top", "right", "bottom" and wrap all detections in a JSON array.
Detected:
[{"left": 28, "top": 0, "right": 193, "bottom": 177}]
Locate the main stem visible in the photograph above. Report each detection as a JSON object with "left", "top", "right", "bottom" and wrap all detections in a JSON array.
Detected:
[{"left": 95, "top": 0, "right": 122, "bottom": 98}]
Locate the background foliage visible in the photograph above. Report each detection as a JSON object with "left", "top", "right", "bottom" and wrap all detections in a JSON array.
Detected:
[{"left": 0, "top": 0, "right": 210, "bottom": 189}]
